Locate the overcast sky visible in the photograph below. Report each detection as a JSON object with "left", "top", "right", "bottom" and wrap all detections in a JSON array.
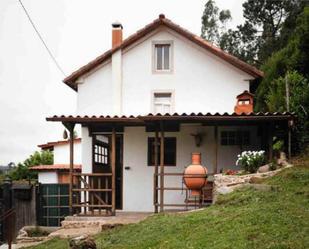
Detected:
[{"left": 0, "top": 0, "right": 245, "bottom": 165}]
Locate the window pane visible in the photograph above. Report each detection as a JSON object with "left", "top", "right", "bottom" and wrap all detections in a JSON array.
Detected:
[
  {"left": 156, "top": 45, "right": 163, "bottom": 70},
  {"left": 148, "top": 137, "right": 176, "bottom": 166},
  {"left": 163, "top": 104, "right": 171, "bottom": 114},
  {"left": 164, "top": 138, "right": 176, "bottom": 165},
  {"left": 163, "top": 45, "right": 170, "bottom": 70}
]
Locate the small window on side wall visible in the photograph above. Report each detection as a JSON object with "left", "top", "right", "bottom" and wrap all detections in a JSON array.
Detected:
[
  {"left": 153, "top": 42, "right": 172, "bottom": 72},
  {"left": 148, "top": 137, "right": 176, "bottom": 166},
  {"left": 221, "top": 131, "right": 250, "bottom": 146}
]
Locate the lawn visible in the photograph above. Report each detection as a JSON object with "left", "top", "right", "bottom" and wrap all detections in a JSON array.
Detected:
[{"left": 25, "top": 157, "right": 309, "bottom": 249}]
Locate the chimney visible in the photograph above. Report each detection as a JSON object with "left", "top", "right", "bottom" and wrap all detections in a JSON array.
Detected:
[
  {"left": 111, "top": 21, "right": 123, "bottom": 115},
  {"left": 112, "top": 21, "right": 123, "bottom": 49},
  {"left": 234, "top": 90, "right": 254, "bottom": 114}
]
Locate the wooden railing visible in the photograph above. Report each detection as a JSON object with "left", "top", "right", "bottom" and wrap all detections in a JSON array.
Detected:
[
  {"left": 72, "top": 173, "right": 113, "bottom": 216},
  {"left": 153, "top": 172, "right": 214, "bottom": 211}
]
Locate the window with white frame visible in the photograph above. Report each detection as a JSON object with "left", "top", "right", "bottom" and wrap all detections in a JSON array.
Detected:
[
  {"left": 153, "top": 92, "right": 172, "bottom": 114},
  {"left": 154, "top": 43, "right": 171, "bottom": 71}
]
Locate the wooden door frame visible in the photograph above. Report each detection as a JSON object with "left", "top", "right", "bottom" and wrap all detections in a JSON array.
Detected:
[{"left": 91, "top": 134, "right": 123, "bottom": 210}]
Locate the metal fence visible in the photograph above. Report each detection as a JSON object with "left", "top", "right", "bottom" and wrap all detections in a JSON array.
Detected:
[{"left": 37, "top": 184, "right": 70, "bottom": 227}]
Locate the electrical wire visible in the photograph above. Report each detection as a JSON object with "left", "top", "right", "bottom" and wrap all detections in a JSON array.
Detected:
[{"left": 18, "top": 0, "right": 66, "bottom": 76}]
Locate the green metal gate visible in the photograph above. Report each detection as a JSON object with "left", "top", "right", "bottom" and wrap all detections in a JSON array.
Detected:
[{"left": 37, "top": 184, "right": 70, "bottom": 227}]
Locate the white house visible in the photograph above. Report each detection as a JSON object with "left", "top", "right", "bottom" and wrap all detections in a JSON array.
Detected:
[
  {"left": 31, "top": 139, "right": 82, "bottom": 184},
  {"left": 46, "top": 14, "right": 293, "bottom": 215}
]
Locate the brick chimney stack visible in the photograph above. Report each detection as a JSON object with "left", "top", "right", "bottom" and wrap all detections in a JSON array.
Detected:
[
  {"left": 112, "top": 21, "right": 123, "bottom": 49},
  {"left": 234, "top": 90, "right": 254, "bottom": 114}
]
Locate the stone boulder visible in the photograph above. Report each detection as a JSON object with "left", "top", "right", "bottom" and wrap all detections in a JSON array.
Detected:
[
  {"left": 277, "top": 152, "right": 288, "bottom": 166},
  {"left": 217, "top": 186, "right": 233, "bottom": 195},
  {"left": 69, "top": 235, "right": 97, "bottom": 249},
  {"left": 257, "top": 164, "right": 270, "bottom": 173},
  {"left": 249, "top": 176, "right": 264, "bottom": 184}
]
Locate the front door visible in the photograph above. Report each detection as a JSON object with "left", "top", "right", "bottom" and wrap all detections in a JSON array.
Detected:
[{"left": 92, "top": 134, "right": 123, "bottom": 210}]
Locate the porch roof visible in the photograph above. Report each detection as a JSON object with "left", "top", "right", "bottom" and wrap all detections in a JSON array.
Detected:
[
  {"left": 46, "top": 112, "right": 295, "bottom": 126},
  {"left": 30, "top": 164, "right": 82, "bottom": 171}
]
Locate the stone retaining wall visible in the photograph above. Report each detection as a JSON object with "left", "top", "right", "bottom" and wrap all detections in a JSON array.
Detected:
[{"left": 212, "top": 164, "right": 292, "bottom": 203}]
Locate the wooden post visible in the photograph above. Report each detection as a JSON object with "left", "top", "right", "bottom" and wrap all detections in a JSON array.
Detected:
[
  {"left": 111, "top": 127, "right": 116, "bottom": 215},
  {"left": 214, "top": 126, "right": 218, "bottom": 174},
  {"left": 154, "top": 126, "right": 159, "bottom": 213},
  {"left": 288, "top": 120, "right": 292, "bottom": 159},
  {"left": 268, "top": 122, "right": 273, "bottom": 161},
  {"left": 159, "top": 122, "right": 165, "bottom": 212},
  {"left": 68, "top": 123, "right": 75, "bottom": 216}
]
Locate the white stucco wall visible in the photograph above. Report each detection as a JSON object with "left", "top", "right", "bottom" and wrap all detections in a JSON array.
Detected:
[
  {"left": 81, "top": 127, "right": 92, "bottom": 173},
  {"left": 38, "top": 171, "right": 58, "bottom": 184},
  {"left": 122, "top": 28, "right": 253, "bottom": 115},
  {"left": 122, "top": 124, "right": 261, "bottom": 212},
  {"left": 76, "top": 62, "right": 112, "bottom": 115},
  {"left": 53, "top": 141, "right": 82, "bottom": 165},
  {"left": 76, "top": 27, "right": 253, "bottom": 116}
]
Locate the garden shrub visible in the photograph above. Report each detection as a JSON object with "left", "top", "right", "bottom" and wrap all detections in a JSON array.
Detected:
[{"left": 236, "top": 151, "right": 265, "bottom": 173}]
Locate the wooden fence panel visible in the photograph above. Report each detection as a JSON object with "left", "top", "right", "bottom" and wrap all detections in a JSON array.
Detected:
[{"left": 13, "top": 186, "right": 37, "bottom": 232}]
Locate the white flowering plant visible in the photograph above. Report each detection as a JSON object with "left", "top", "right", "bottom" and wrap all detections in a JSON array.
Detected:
[{"left": 236, "top": 150, "right": 265, "bottom": 173}]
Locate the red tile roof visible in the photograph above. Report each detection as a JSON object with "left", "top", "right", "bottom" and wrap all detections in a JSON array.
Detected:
[
  {"left": 38, "top": 138, "right": 81, "bottom": 149},
  {"left": 30, "top": 164, "right": 82, "bottom": 171},
  {"left": 64, "top": 14, "right": 264, "bottom": 91}
]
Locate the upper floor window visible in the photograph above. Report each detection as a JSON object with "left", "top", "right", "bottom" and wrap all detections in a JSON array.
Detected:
[
  {"left": 153, "top": 92, "right": 172, "bottom": 114},
  {"left": 153, "top": 42, "right": 173, "bottom": 72}
]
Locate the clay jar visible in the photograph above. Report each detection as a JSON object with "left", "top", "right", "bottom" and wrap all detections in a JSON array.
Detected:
[{"left": 183, "top": 153, "right": 207, "bottom": 196}]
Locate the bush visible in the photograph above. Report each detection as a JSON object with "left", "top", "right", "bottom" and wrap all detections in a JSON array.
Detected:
[{"left": 236, "top": 151, "right": 265, "bottom": 173}]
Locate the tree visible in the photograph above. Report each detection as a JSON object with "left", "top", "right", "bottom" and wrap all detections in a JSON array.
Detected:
[
  {"left": 202, "top": 0, "right": 306, "bottom": 66},
  {"left": 256, "top": 6, "right": 309, "bottom": 110},
  {"left": 256, "top": 7, "right": 309, "bottom": 152},
  {"left": 9, "top": 150, "right": 53, "bottom": 181},
  {"left": 201, "top": 0, "right": 231, "bottom": 45},
  {"left": 265, "top": 71, "right": 309, "bottom": 152}
]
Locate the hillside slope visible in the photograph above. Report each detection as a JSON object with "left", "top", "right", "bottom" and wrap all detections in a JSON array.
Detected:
[{"left": 27, "top": 158, "right": 309, "bottom": 249}]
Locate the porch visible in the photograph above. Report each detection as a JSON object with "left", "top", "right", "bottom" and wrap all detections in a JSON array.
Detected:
[{"left": 47, "top": 112, "right": 294, "bottom": 216}]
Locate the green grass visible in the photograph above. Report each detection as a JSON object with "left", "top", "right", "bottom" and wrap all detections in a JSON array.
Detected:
[{"left": 26, "top": 158, "right": 309, "bottom": 249}]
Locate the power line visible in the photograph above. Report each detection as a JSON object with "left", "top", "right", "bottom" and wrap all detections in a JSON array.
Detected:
[{"left": 18, "top": 0, "right": 66, "bottom": 76}]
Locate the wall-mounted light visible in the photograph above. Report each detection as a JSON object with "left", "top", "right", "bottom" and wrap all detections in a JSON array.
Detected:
[
  {"left": 190, "top": 133, "right": 205, "bottom": 147},
  {"left": 63, "top": 129, "right": 68, "bottom": 139}
]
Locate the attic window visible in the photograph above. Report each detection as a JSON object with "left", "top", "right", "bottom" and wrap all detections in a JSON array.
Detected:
[
  {"left": 153, "top": 92, "right": 173, "bottom": 114},
  {"left": 153, "top": 42, "right": 173, "bottom": 72}
]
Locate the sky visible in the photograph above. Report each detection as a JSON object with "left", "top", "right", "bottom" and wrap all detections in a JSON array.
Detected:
[{"left": 0, "top": 0, "right": 246, "bottom": 165}]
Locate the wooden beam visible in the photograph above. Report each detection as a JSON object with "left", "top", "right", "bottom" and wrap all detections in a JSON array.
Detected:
[
  {"left": 268, "top": 122, "right": 274, "bottom": 161},
  {"left": 67, "top": 123, "right": 75, "bottom": 216},
  {"left": 111, "top": 127, "right": 116, "bottom": 215},
  {"left": 288, "top": 120, "right": 292, "bottom": 159},
  {"left": 214, "top": 126, "right": 218, "bottom": 174},
  {"left": 159, "top": 122, "right": 165, "bottom": 212},
  {"left": 154, "top": 126, "right": 159, "bottom": 213}
]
